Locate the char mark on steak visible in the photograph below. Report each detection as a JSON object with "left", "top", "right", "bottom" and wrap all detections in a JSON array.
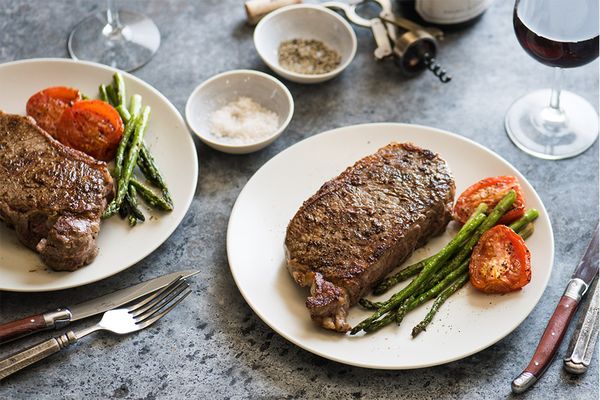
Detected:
[
  {"left": 284, "top": 142, "right": 455, "bottom": 332},
  {"left": 0, "top": 111, "right": 113, "bottom": 271}
]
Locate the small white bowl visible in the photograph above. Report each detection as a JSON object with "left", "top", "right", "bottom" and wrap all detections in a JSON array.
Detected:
[
  {"left": 185, "top": 70, "right": 294, "bottom": 154},
  {"left": 254, "top": 4, "right": 357, "bottom": 84}
]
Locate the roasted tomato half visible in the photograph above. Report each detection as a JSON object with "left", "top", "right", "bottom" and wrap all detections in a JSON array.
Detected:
[
  {"left": 454, "top": 176, "right": 525, "bottom": 225},
  {"left": 56, "top": 100, "right": 124, "bottom": 161},
  {"left": 26, "top": 86, "right": 82, "bottom": 135},
  {"left": 469, "top": 225, "right": 531, "bottom": 294}
]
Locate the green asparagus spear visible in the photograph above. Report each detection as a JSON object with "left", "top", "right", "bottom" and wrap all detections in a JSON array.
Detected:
[
  {"left": 126, "top": 185, "right": 145, "bottom": 223},
  {"left": 363, "top": 311, "right": 396, "bottom": 333},
  {"left": 114, "top": 95, "right": 143, "bottom": 179},
  {"left": 363, "top": 213, "right": 537, "bottom": 335},
  {"left": 508, "top": 209, "right": 539, "bottom": 232},
  {"left": 118, "top": 198, "right": 130, "bottom": 219},
  {"left": 138, "top": 144, "right": 173, "bottom": 206},
  {"left": 408, "top": 218, "right": 537, "bottom": 337},
  {"left": 399, "top": 219, "right": 537, "bottom": 330},
  {"left": 373, "top": 203, "right": 489, "bottom": 296},
  {"left": 113, "top": 73, "right": 126, "bottom": 107},
  {"left": 401, "top": 259, "right": 469, "bottom": 322},
  {"left": 411, "top": 273, "right": 470, "bottom": 338},
  {"left": 411, "top": 194, "right": 514, "bottom": 297},
  {"left": 130, "top": 178, "right": 173, "bottom": 211},
  {"left": 103, "top": 106, "right": 150, "bottom": 218},
  {"left": 113, "top": 116, "right": 138, "bottom": 180},
  {"left": 105, "top": 85, "right": 118, "bottom": 107},
  {"left": 125, "top": 194, "right": 138, "bottom": 226},
  {"left": 418, "top": 216, "right": 535, "bottom": 297},
  {"left": 128, "top": 94, "right": 142, "bottom": 116},
  {"left": 350, "top": 211, "right": 488, "bottom": 335},
  {"left": 421, "top": 191, "right": 517, "bottom": 288},
  {"left": 372, "top": 259, "right": 429, "bottom": 296},
  {"left": 359, "top": 298, "right": 383, "bottom": 310},
  {"left": 116, "top": 105, "right": 131, "bottom": 123},
  {"left": 365, "top": 259, "right": 470, "bottom": 333},
  {"left": 99, "top": 84, "right": 110, "bottom": 103},
  {"left": 127, "top": 212, "right": 137, "bottom": 226},
  {"left": 518, "top": 223, "right": 535, "bottom": 240}
]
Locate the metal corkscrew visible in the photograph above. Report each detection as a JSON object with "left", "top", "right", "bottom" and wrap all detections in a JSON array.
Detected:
[
  {"left": 424, "top": 54, "right": 451, "bottom": 83},
  {"left": 323, "top": 0, "right": 452, "bottom": 83}
]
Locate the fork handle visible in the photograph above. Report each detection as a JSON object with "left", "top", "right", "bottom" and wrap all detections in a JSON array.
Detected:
[{"left": 0, "top": 331, "right": 77, "bottom": 380}]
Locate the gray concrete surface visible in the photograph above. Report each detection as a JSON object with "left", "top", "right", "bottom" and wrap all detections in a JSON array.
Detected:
[{"left": 0, "top": 1, "right": 598, "bottom": 399}]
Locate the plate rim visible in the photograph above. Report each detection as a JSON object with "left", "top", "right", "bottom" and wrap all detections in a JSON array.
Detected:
[
  {"left": 226, "top": 122, "right": 554, "bottom": 369},
  {"left": 0, "top": 58, "right": 198, "bottom": 292}
]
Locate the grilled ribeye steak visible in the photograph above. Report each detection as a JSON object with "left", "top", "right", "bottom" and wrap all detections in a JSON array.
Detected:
[
  {"left": 0, "top": 111, "right": 113, "bottom": 271},
  {"left": 284, "top": 143, "right": 455, "bottom": 332}
]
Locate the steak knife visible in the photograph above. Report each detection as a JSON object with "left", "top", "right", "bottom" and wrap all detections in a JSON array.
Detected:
[
  {"left": 512, "top": 225, "right": 599, "bottom": 394},
  {"left": 0, "top": 269, "right": 199, "bottom": 345}
]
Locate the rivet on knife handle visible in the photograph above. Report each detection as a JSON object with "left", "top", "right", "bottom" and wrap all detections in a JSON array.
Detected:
[{"left": 564, "top": 280, "right": 599, "bottom": 374}]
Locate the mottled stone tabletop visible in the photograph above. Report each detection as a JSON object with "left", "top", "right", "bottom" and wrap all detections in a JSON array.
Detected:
[{"left": 0, "top": 1, "right": 598, "bottom": 399}]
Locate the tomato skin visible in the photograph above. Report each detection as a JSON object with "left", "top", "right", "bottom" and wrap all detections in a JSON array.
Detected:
[
  {"left": 454, "top": 176, "right": 526, "bottom": 225},
  {"left": 469, "top": 225, "right": 531, "bottom": 294},
  {"left": 26, "top": 86, "right": 82, "bottom": 135},
  {"left": 55, "top": 100, "right": 124, "bottom": 161}
]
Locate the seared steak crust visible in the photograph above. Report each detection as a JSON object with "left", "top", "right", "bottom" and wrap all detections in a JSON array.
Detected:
[
  {"left": 285, "top": 143, "right": 455, "bottom": 332},
  {"left": 0, "top": 111, "right": 113, "bottom": 271}
]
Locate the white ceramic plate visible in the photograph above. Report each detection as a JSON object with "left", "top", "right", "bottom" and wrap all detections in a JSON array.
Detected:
[
  {"left": 227, "top": 123, "right": 554, "bottom": 369},
  {"left": 0, "top": 59, "right": 198, "bottom": 292}
]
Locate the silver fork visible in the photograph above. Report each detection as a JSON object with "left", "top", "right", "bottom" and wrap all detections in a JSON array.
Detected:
[{"left": 0, "top": 276, "right": 191, "bottom": 380}]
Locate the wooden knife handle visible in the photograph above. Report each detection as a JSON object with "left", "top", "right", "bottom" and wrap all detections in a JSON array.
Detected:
[
  {"left": 0, "top": 314, "right": 48, "bottom": 345},
  {"left": 525, "top": 296, "right": 579, "bottom": 376}
]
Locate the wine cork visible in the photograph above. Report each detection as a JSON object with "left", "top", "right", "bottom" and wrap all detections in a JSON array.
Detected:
[{"left": 245, "top": 0, "right": 303, "bottom": 25}]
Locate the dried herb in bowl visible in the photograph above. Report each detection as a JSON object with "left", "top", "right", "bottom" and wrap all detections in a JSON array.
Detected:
[{"left": 278, "top": 38, "right": 341, "bottom": 75}]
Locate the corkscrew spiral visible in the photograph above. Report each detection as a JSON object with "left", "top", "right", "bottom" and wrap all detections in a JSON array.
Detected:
[{"left": 423, "top": 53, "right": 452, "bottom": 83}]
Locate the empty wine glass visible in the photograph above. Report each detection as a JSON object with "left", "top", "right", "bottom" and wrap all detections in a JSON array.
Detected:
[
  {"left": 505, "top": 0, "right": 599, "bottom": 159},
  {"left": 68, "top": 0, "right": 161, "bottom": 72}
]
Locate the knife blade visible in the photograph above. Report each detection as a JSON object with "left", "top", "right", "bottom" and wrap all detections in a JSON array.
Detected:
[
  {"left": 0, "top": 269, "right": 199, "bottom": 345},
  {"left": 564, "top": 278, "right": 599, "bottom": 374},
  {"left": 512, "top": 225, "right": 599, "bottom": 394}
]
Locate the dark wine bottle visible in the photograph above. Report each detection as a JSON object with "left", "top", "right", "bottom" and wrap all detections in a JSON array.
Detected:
[{"left": 397, "top": 0, "right": 492, "bottom": 30}]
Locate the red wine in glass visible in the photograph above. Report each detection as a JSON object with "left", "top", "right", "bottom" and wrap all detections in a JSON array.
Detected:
[
  {"left": 505, "top": 0, "right": 599, "bottom": 160},
  {"left": 514, "top": 3, "right": 599, "bottom": 68}
]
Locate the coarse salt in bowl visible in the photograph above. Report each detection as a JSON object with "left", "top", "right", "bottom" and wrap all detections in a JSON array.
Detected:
[
  {"left": 254, "top": 4, "right": 357, "bottom": 84},
  {"left": 185, "top": 70, "right": 294, "bottom": 154}
]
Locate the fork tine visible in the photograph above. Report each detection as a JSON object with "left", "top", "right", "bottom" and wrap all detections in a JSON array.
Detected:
[
  {"left": 132, "top": 281, "right": 189, "bottom": 321},
  {"left": 127, "top": 276, "right": 184, "bottom": 313},
  {"left": 135, "top": 288, "right": 192, "bottom": 329}
]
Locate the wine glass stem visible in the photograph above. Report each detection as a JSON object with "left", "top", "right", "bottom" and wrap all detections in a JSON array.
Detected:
[
  {"left": 105, "top": 0, "right": 121, "bottom": 35},
  {"left": 534, "top": 67, "right": 568, "bottom": 133},
  {"left": 549, "top": 67, "right": 562, "bottom": 110}
]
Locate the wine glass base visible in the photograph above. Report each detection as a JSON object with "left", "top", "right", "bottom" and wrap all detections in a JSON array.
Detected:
[
  {"left": 67, "top": 10, "right": 160, "bottom": 72},
  {"left": 505, "top": 90, "right": 599, "bottom": 160}
]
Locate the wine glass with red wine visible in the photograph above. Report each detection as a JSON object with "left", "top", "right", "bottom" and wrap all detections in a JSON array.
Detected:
[
  {"left": 506, "top": 0, "right": 599, "bottom": 159},
  {"left": 68, "top": 0, "right": 160, "bottom": 72}
]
